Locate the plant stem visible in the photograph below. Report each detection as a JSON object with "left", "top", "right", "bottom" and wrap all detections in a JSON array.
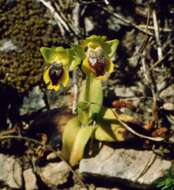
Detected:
[{"left": 85, "top": 74, "right": 91, "bottom": 102}]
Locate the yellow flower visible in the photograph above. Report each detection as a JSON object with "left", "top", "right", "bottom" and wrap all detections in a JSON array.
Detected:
[
  {"left": 43, "top": 63, "right": 69, "bottom": 91},
  {"left": 81, "top": 35, "right": 119, "bottom": 80},
  {"left": 40, "top": 47, "right": 71, "bottom": 91}
]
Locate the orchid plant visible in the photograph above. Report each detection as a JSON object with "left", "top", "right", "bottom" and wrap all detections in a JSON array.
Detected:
[{"left": 40, "top": 35, "right": 126, "bottom": 166}]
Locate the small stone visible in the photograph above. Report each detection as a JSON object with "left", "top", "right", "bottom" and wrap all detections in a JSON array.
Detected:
[
  {"left": 160, "top": 84, "right": 174, "bottom": 99},
  {"left": 46, "top": 152, "right": 58, "bottom": 161},
  {"left": 23, "top": 169, "right": 38, "bottom": 190},
  {"left": 0, "top": 39, "right": 19, "bottom": 52},
  {"left": 96, "top": 188, "right": 121, "bottom": 190},
  {"left": 115, "top": 86, "right": 135, "bottom": 97},
  {"left": 0, "top": 154, "right": 22, "bottom": 189},
  {"left": 163, "top": 102, "right": 174, "bottom": 111},
  {"left": 37, "top": 161, "right": 70, "bottom": 187},
  {"left": 84, "top": 18, "right": 94, "bottom": 33},
  {"left": 79, "top": 145, "right": 172, "bottom": 189},
  {"left": 20, "top": 86, "right": 45, "bottom": 115}
]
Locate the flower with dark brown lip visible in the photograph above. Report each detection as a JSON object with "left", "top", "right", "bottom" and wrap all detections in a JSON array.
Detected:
[
  {"left": 40, "top": 47, "right": 70, "bottom": 91},
  {"left": 81, "top": 35, "right": 119, "bottom": 80},
  {"left": 88, "top": 47, "right": 109, "bottom": 76},
  {"left": 43, "top": 63, "right": 69, "bottom": 91}
]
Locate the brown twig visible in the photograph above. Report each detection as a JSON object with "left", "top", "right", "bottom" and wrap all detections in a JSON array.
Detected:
[
  {"left": 138, "top": 25, "right": 173, "bottom": 33},
  {"left": 152, "top": 0, "right": 163, "bottom": 59},
  {"left": 97, "top": 5, "right": 153, "bottom": 36},
  {"left": 38, "top": 0, "right": 67, "bottom": 35},
  {"left": 111, "top": 109, "right": 164, "bottom": 142},
  {"left": 135, "top": 153, "right": 157, "bottom": 181},
  {"left": 72, "top": 70, "right": 78, "bottom": 114},
  {"left": 139, "top": 4, "right": 160, "bottom": 127}
]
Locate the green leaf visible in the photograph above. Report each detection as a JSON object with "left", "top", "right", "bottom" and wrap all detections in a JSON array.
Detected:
[
  {"left": 94, "top": 108, "right": 128, "bottom": 142},
  {"left": 94, "top": 121, "right": 126, "bottom": 142},
  {"left": 61, "top": 117, "right": 81, "bottom": 160},
  {"left": 78, "top": 75, "right": 103, "bottom": 121},
  {"left": 106, "top": 39, "right": 119, "bottom": 58},
  {"left": 70, "top": 125, "right": 94, "bottom": 166},
  {"left": 94, "top": 122, "right": 115, "bottom": 142},
  {"left": 61, "top": 117, "right": 95, "bottom": 166}
]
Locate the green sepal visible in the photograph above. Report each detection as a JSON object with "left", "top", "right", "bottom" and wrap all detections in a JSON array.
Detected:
[
  {"left": 40, "top": 47, "right": 70, "bottom": 65},
  {"left": 81, "top": 35, "right": 107, "bottom": 49},
  {"left": 69, "top": 45, "right": 85, "bottom": 70},
  {"left": 80, "top": 35, "right": 119, "bottom": 59},
  {"left": 106, "top": 39, "right": 119, "bottom": 58}
]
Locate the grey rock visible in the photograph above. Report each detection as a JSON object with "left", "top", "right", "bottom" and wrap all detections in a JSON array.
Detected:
[
  {"left": 23, "top": 169, "right": 38, "bottom": 190},
  {"left": 115, "top": 86, "right": 135, "bottom": 98},
  {"left": 37, "top": 161, "right": 70, "bottom": 187},
  {"left": 20, "top": 86, "right": 45, "bottom": 115},
  {"left": 95, "top": 188, "right": 121, "bottom": 190},
  {"left": 79, "top": 145, "right": 172, "bottom": 189},
  {"left": 0, "top": 154, "right": 22, "bottom": 189},
  {"left": 0, "top": 39, "right": 19, "bottom": 52},
  {"left": 160, "top": 84, "right": 174, "bottom": 99},
  {"left": 84, "top": 18, "right": 94, "bottom": 34},
  {"left": 162, "top": 102, "right": 174, "bottom": 111}
]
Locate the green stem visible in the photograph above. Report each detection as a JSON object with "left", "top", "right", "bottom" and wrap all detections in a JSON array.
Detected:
[{"left": 85, "top": 74, "right": 92, "bottom": 102}]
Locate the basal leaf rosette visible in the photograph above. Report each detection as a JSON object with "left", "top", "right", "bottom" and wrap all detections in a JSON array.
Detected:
[
  {"left": 81, "top": 35, "right": 119, "bottom": 80},
  {"left": 40, "top": 47, "right": 71, "bottom": 91}
]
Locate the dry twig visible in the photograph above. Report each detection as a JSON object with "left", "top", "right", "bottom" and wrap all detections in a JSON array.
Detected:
[
  {"left": 138, "top": 25, "right": 173, "bottom": 33},
  {"left": 97, "top": 5, "right": 153, "bottom": 36},
  {"left": 111, "top": 109, "right": 164, "bottom": 142},
  {"left": 152, "top": 0, "right": 163, "bottom": 59}
]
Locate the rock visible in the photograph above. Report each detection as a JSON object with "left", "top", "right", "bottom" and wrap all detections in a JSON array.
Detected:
[
  {"left": 0, "top": 154, "right": 22, "bottom": 189},
  {"left": 95, "top": 188, "right": 121, "bottom": 190},
  {"left": 37, "top": 161, "right": 70, "bottom": 187},
  {"left": 20, "top": 86, "right": 45, "bottom": 115},
  {"left": 84, "top": 18, "right": 94, "bottom": 33},
  {"left": 162, "top": 102, "right": 174, "bottom": 111},
  {"left": 160, "top": 84, "right": 174, "bottom": 100},
  {"left": 23, "top": 169, "right": 38, "bottom": 190},
  {"left": 0, "top": 39, "right": 19, "bottom": 52},
  {"left": 115, "top": 86, "right": 135, "bottom": 98},
  {"left": 79, "top": 145, "right": 172, "bottom": 189},
  {"left": 46, "top": 90, "right": 72, "bottom": 109}
]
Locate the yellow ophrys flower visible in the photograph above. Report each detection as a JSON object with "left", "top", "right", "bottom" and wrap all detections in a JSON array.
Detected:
[
  {"left": 81, "top": 35, "right": 119, "bottom": 80},
  {"left": 40, "top": 47, "right": 71, "bottom": 91}
]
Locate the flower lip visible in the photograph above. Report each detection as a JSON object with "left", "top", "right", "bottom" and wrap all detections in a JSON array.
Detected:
[
  {"left": 87, "top": 48, "right": 108, "bottom": 76},
  {"left": 88, "top": 57, "right": 107, "bottom": 76},
  {"left": 48, "top": 63, "right": 64, "bottom": 85}
]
